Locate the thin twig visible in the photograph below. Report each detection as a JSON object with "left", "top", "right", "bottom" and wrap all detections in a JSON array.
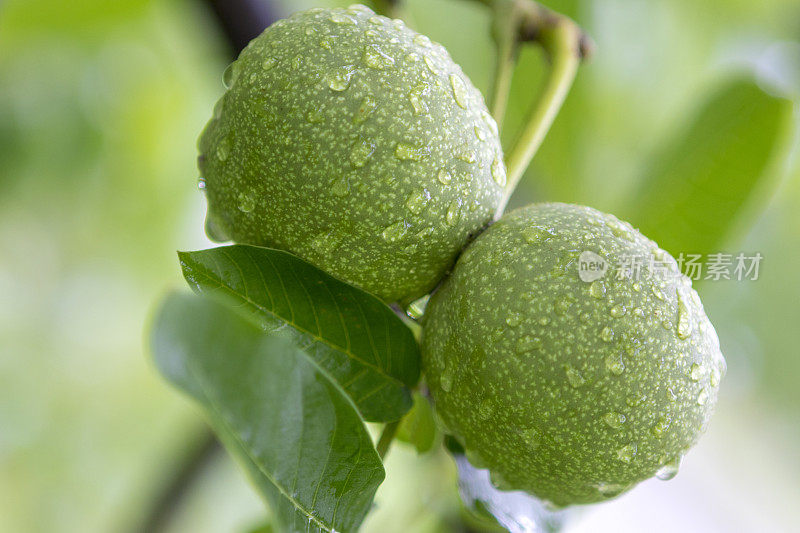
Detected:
[
  {"left": 376, "top": 420, "right": 402, "bottom": 459},
  {"left": 132, "top": 428, "right": 221, "bottom": 533}
]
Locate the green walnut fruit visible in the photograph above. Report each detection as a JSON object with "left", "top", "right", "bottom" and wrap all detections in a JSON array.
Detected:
[
  {"left": 422, "top": 203, "right": 726, "bottom": 506},
  {"left": 197, "top": 5, "right": 505, "bottom": 303}
]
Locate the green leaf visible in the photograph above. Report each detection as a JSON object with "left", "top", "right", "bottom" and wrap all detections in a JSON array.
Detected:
[
  {"left": 151, "top": 292, "right": 385, "bottom": 533},
  {"left": 178, "top": 244, "right": 420, "bottom": 422},
  {"left": 396, "top": 392, "right": 439, "bottom": 454},
  {"left": 626, "top": 77, "right": 793, "bottom": 256}
]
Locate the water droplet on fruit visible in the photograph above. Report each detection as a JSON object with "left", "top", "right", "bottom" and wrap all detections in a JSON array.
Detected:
[
  {"left": 319, "top": 38, "right": 334, "bottom": 50},
  {"left": 446, "top": 199, "right": 462, "bottom": 226},
  {"left": 395, "top": 142, "right": 428, "bottom": 161},
  {"left": 676, "top": 289, "right": 693, "bottom": 339},
  {"left": 408, "top": 83, "right": 428, "bottom": 115},
  {"left": 405, "top": 189, "right": 431, "bottom": 214},
  {"left": 353, "top": 94, "right": 377, "bottom": 124},
  {"left": 605, "top": 354, "right": 625, "bottom": 375},
  {"left": 329, "top": 12, "right": 355, "bottom": 24},
  {"left": 381, "top": 220, "right": 409, "bottom": 242},
  {"left": 600, "top": 326, "right": 615, "bottom": 342},
  {"left": 589, "top": 280, "right": 606, "bottom": 299},
  {"left": 449, "top": 75, "right": 469, "bottom": 109},
  {"left": 474, "top": 126, "right": 487, "bottom": 142},
  {"left": 414, "top": 34, "right": 432, "bottom": 47},
  {"left": 423, "top": 55, "right": 438, "bottom": 74},
  {"left": 710, "top": 367, "right": 721, "bottom": 387},
  {"left": 456, "top": 145, "right": 476, "bottom": 164},
  {"left": 651, "top": 414, "right": 672, "bottom": 438},
  {"left": 305, "top": 109, "right": 324, "bottom": 124},
  {"left": 350, "top": 138, "right": 376, "bottom": 168},
  {"left": 362, "top": 44, "right": 395, "bottom": 69},
  {"left": 690, "top": 363, "right": 704, "bottom": 381},
  {"left": 602, "top": 411, "right": 627, "bottom": 430},
  {"left": 437, "top": 168, "right": 452, "bottom": 185},
  {"left": 596, "top": 482, "right": 627, "bottom": 498},
  {"left": 369, "top": 15, "right": 383, "bottom": 25},
  {"left": 696, "top": 388, "right": 709, "bottom": 405},
  {"left": 327, "top": 65, "right": 356, "bottom": 91},
  {"left": 491, "top": 158, "right": 506, "bottom": 187},
  {"left": 237, "top": 191, "right": 255, "bottom": 213},
  {"left": 262, "top": 57, "right": 277, "bottom": 71},
  {"left": 222, "top": 62, "right": 236, "bottom": 88},
  {"left": 565, "top": 365, "right": 586, "bottom": 388},
  {"left": 656, "top": 457, "right": 682, "bottom": 480},
  {"left": 610, "top": 304, "right": 627, "bottom": 318},
  {"left": 616, "top": 443, "right": 637, "bottom": 463},
  {"left": 197, "top": 177, "right": 206, "bottom": 190},
  {"left": 330, "top": 175, "right": 350, "bottom": 197},
  {"left": 516, "top": 335, "right": 542, "bottom": 353},
  {"left": 291, "top": 55, "right": 302, "bottom": 70},
  {"left": 505, "top": 312, "right": 521, "bottom": 327}
]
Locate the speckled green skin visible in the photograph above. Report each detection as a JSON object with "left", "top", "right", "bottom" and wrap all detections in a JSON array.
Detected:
[
  {"left": 198, "top": 5, "right": 504, "bottom": 303},
  {"left": 422, "top": 203, "right": 726, "bottom": 506}
]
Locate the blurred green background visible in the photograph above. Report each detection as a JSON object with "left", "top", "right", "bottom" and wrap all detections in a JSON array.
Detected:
[{"left": 1, "top": 0, "right": 798, "bottom": 532}]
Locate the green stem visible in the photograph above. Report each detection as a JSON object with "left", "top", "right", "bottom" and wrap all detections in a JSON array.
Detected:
[
  {"left": 497, "top": 15, "right": 585, "bottom": 217},
  {"left": 469, "top": 0, "right": 591, "bottom": 219},
  {"left": 376, "top": 420, "right": 402, "bottom": 459},
  {"left": 487, "top": 2, "right": 518, "bottom": 128}
]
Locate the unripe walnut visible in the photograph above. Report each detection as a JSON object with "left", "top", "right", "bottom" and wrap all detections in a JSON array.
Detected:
[
  {"left": 198, "top": 5, "right": 505, "bottom": 303},
  {"left": 422, "top": 203, "right": 725, "bottom": 506}
]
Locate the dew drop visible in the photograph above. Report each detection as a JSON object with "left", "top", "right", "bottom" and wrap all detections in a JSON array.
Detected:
[
  {"left": 600, "top": 326, "right": 615, "bottom": 342},
  {"left": 305, "top": 109, "right": 324, "bottom": 124},
  {"left": 262, "top": 57, "right": 277, "bottom": 71},
  {"left": 596, "top": 482, "right": 627, "bottom": 498},
  {"left": 505, "top": 312, "right": 521, "bottom": 327},
  {"left": 651, "top": 414, "right": 672, "bottom": 438},
  {"left": 610, "top": 304, "right": 627, "bottom": 318},
  {"left": 327, "top": 65, "right": 356, "bottom": 91},
  {"left": 656, "top": 457, "right": 682, "bottom": 480},
  {"left": 522, "top": 226, "right": 555, "bottom": 245},
  {"left": 710, "top": 367, "right": 721, "bottom": 387},
  {"left": 237, "top": 191, "right": 255, "bottom": 213},
  {"left": 353, "top": 94, "right": 377, "bottom": 124},
  {"left": 697, "top": 388, "right": 709, "bottom": 405},
  {"left": 676, "top": 289, "right": 693, "bottom": 339},
  {"left": 589, "top": 280, "right": 607, "bottom": 299},
  {"left": 362, "top": 44, "right": 395, "bottom": 70},
  {"left": 449, "top": 74, "right": 469, "bottom": 109},
  {"left": 565, "top": 365, "right": 586, "bottom": 388},
  {"left": 291, "top": 55, "right": 302, "bottom": 70},
  {"left": 222, "top": 62, "right": 236, "bottom": 88},
  {"left": 369, "top": 15, "right": 383, "bottom": 25},
  {"left": 516, "top": 335, "right": 542, "bottom": 353},
  {"left": 690, "top": 363, "right": 704, "bottom": 381},
  {"left": 197, "top": 177, "right": 206, "bottom": 190},
  {"left": 605, "top": 354, "right": 625, "bottom": 375},
  {"left": 474, "top": 125, "right": 487, "bottom": 142},
  {"left": 350, "top": 138, "right": 376, "bottom": 168},
  {"left": 445, "top": 199, "right": 462, "bottom": 226},
  {"left": 437, "top": 168, "right": 452, "bottom": 185},
  {"left": 555, "top": 297, "right": 574, "bottom": 316},
  {"left": 423, "top": 55, "right": 438, "bottom": 74},
  {"left": 405, "top": 188, "right": 431, "bottom": 215},
  {"left": 381, "top": 220, "right": 409, "bottom": 242},
  {"left": 329, "top": 12, "right": 356, "bottom": 24},
  {"left": 408, "top": 83, "right": 428, "bottom": 115},
  {"left": 616, "top": 443, "right": 637, "bottom": 463},
  {"left": 602, "top": 411, "right": 627, "bottom": 430},
  {"left": 319, "top": 38, "right": 334, "bottom": 50},
  {"left": 414, "top": 34, "right": 432, "bottom": 47},
  {"left": 456, "top": 145, "right": 476, "bottom": 164},
  {"left": 330, "top": 175, "right": 350, "bottom": 197},
  {"left": 491, "top": 157, "right": 507, "bottom": 187},
  {"left": 395, "top": 142, "right": 428, "bottom": 161}
]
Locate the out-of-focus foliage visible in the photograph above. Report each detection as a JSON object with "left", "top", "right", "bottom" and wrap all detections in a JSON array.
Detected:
[{"left": 1, "top": 0, "right": 799, "bottom": 532}]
